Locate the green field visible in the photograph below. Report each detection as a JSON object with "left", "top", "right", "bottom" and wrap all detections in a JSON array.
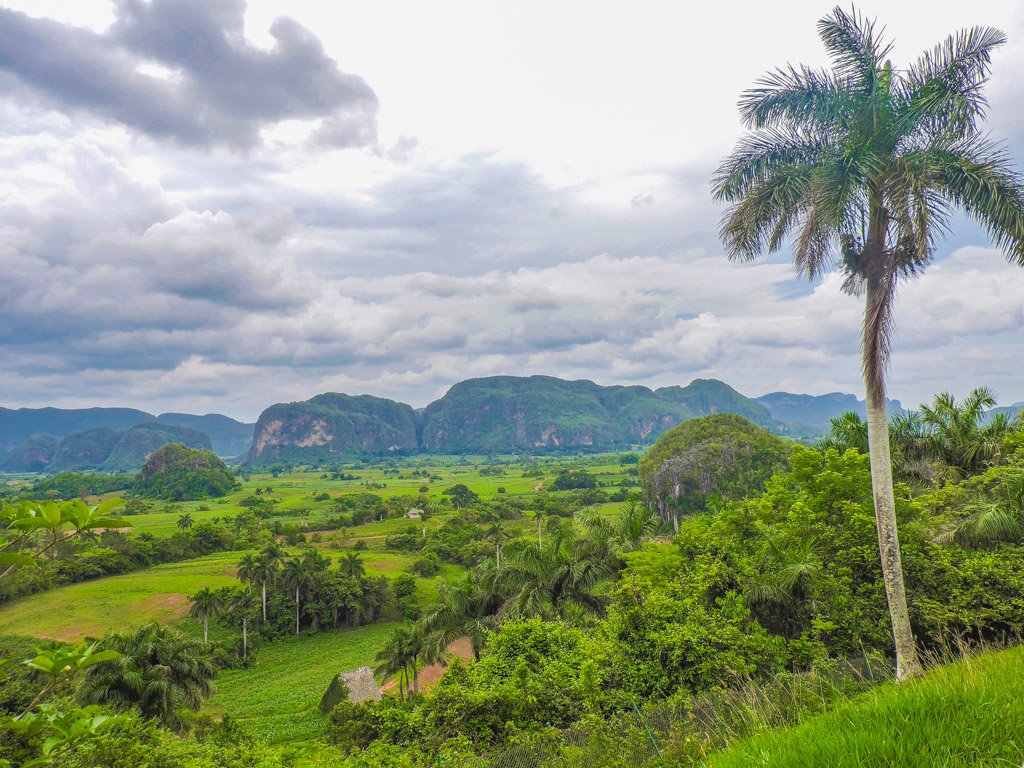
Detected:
[
  {"left": 709, "top": 646, "right": 1024, "bottom": 768},
  {"left": 0, "top": 549, "right": 459, "bottom": 641},
  {"left": 206, "top": 623, "right": 396, "bottom": 744}
]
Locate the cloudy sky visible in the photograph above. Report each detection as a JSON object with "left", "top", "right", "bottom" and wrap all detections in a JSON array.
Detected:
[{"left": 2, "top": 0, "right": 1024, "bottom": 421}]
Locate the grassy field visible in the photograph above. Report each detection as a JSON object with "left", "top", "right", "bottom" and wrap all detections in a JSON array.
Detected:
[
  {"left": 0, "top": 548, "right": 460, "bottom": 641},
  {"left": 708, "top": 646, "right": 1024, "bottom": 768},
  {"left": 206, "top": 623, "right": 396, "bottom": 744}
]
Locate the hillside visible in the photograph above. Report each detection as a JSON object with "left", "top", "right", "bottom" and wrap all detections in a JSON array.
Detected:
[
  {"left": 137, "top": 443, "right": 238, "bottom": 500},
  {"left": 709, "top": 646, "right": 1024, "bottom": 768},
  {"left": 0, "top": 406, "right": 151, "bottom": 454},
  {"left": 756, "top": 391, "right": 905, "bottom": 436},
  {"left": 248, "top": 375, "right": 778, "bottom": 461},
  {"left": 47, "top": 427, "right": 123, "bottom": 472},
  {"left": 247, "top": 393, "right": 421, "bottom": 464},
  {"left": 0, "top": 434, "right": 61, "bottom": 472},
  {"left": 101, "top": 422, "right": 213, "bottom": 472},
  {"left": 156, "top": 413, "right": 255, "bottom": 457}
]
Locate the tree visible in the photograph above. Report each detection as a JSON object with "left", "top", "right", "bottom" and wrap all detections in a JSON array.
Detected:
[
  {"left": 918, "top": 387, "right": 1015, "bottom": 475},
  {"left": 79, "top": 623, "right": 216, "bottom": 732},
  {"left": 420, "top": 571, "right": 501, "bottom": 662},
  {"left": 256, "top": 542, "right": 286, "bottom": 621},
  {"left": 442, "top": 484, "right": 479, "bottom": 509},
  {"left": 337, "top": 551, "right": 366, "bottom": 579},
  {"left": 223, "top": 587, "right": 260, "bottom": 659},
  {"left": 176, "top": 512, "right": 193, "bottom": 531},
  {"left": 188, "top": 587, "right": 223, "bottom": 644},
  {"left": 281, "top": 555, "right": 318, "bottom": 636},
  {"left": 0, "top": 499, "right": 126, "bottom": 581},
  {"left": 374, "top": 624, "right": 417, "bottom": 703},
  {"left": 712, "top": 6, "right": 1024, "bottom": 680},
  {"left": 485, "top": 523, "right": 508, "bottom": 569}
]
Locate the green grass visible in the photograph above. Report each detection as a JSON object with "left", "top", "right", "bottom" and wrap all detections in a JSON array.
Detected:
[
  {"left": 708, "top": 646, "right": 1024, "bottom": 768},
  {"left": 0, "top": 548, "right": 460, "bottom": 641},
  {"left": 205, "top": 623, "right": 395, "bottom": 745},
  {"left": 0, "top": 552, "right": 240, "bottom": 640}
]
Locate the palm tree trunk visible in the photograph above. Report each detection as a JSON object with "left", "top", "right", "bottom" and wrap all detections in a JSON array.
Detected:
[
  {"left": 261, "top": 581, "right": 267, "bottom": 621},
  {"left": 295, "top": 587, "right": 301, "bottom": 636},
  {"left": 412, "top": 664, "right": 419, "bottom": 695},
  {"left": 863, "top": 275, "right": 922, "bottom": 681},
  {"left": 242, "top": 617, "right": 248, "bottom": 658},
  {"left": 496, "top": 543, "right": 500, "bottom": 569},
  {"left": 203, "top": 616, "right": 209, "bottom": 644}
]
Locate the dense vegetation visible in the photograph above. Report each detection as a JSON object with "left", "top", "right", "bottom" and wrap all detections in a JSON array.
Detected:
[
  {"left": 640, "top": 414, "right": 791, "bottom": 526},
  {"left": 137, "top": 444, "right": 239, "bottom": 501}
]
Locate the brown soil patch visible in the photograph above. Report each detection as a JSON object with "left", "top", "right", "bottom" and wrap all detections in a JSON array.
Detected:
[
  {"left": 534, "top": 481, "right": 544, "bottom": 491},
  {"left": 38, "top": 627, "right": 94, "bottom": 643},
  {"left": 133, "top": 593, "right": 191, "bottom": 621},
  {"left": 381, "top": 636, "right": 475, "bottom": 695}
]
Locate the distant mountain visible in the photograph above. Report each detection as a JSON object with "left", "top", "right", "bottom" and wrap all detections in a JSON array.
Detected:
[
  {"left": 0, "top": 406, "right": 151, "bottom": 454},
  {"left": 420, "top": 376, "right": 693, "bottom": 453},
  {"left": 657, "top": 379, "right": 775, "bottom": 428},
  {"left": 0, "top": 434, "right": 61, "bottom": 472},
  {"left": 248, "top": 375, "right": 779, "bottom": 461},
  {"left": 988, "top": 402, "right": 1024, "bottom": 420},
  {"left": 756, "top": 392, "right": 904, "bottom": 437},
  {"left": 156, "top": 413, "right": 254, "bottom": 457},
  {"left": 247, "top": 393, "right": 420, "bottom": 464},
  {"left": 47, "top": 428, "right": 122, "bottom": 472},
  {"left": 101, "top": 422, "right": 212, "bottom": 472},
  {"left": 0, "top": 406, "right": 254, "bottom": 471}
]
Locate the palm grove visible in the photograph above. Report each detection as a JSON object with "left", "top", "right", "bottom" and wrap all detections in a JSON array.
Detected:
[{"left": 2, "top": 6, "right": 1024, "bottom": 768}]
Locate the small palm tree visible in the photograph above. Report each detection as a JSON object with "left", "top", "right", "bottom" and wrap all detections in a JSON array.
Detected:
[
  {"left": 79, "top": 623, "right": 216, "bottom": 732},
  {"left": 918, "top": 387, "right": 1013, "bottom": 475},
  {"left": 257, "top": 543, "right": 286, "bottom": 621},
  {"left": 374, "top": 624, "right": 417, "bottom": 703},
  {"left": 420, "top": 570, "right": 501, "bottom": 662},
  {"left": 940, "top": 472, "right": 1024, "bottom": 547},
  {"left": 176, "top": 512, "right": 193, "bottom": 531},
  {"left": 713, "top": 6, "right": 1024, "bottom": 680},
  {"left": 337, "top": 551, "right": 366, "bottom": 579},
  {"left": 188, "top": 587, "right": 222, "bottom": 644}
]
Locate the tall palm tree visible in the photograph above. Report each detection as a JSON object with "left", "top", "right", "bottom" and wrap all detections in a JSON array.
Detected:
[
  {"left": 281, "top": 557, "right": 317, "bottom": 636},
  {"left": 257, "top": 543, "right": 286, "bottom": 621},
  {"left": 176, "top": 512, "right": 193, "bottom": 531},
  {"left": 236, "top": 553, "right": 260, "bottom": 594},
  {"left": 188, "top": 587, "right": 223, "bottom": 644},
  {"left": 485, "top": 523, "right": 508, "bottom": 569},
  {"left": 224, "top": 587, "right": 260, "bottom": 659},
  {"left": 79, "top": 623, "right": 216, "bottom": 732},
  {"left": 713, "top": 6, "right": 1024, "bottom": 680}
]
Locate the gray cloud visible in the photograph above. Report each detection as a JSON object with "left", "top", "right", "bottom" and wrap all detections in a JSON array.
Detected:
[{"left": 0, "top": 0, "right": 378, "bottom": 148}]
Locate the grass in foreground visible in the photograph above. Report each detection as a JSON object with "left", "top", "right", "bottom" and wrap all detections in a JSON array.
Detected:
[
  {"left": 205, "top": 623, "right": 396, "bottom": 744},
  {"left": 707, "top": 645, "right": 1024, "bottom": 768}
]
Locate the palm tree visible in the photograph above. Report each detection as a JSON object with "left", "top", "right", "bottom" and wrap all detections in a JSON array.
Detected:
[
  {"left": 374, "top": 625, "right": 417, "bottom": 703},
  {"left": 496, "top": 523, "right": 614, "bottom": 621},
  {"left": 712, "top": 7, "right": 1024, "bottom": 680},
  {"left": 819, "top": 411, "right": 870, "bottom": 455},
  {"left": 420, "top": 570, "right": 502, "bottom": 662},
  {"left": 257, "top": 543, "right": 286, "bottom": 621},
  {"left": 337, "top": 551, "right": 366, "bottom": 579},
  {"left": 176, "top": 512, "right": 193, "bottom": 531},
  {"left": 188, "top": 587, "right": 223, "bottom": 644},
  {"left": 236, "top": 553, "right": 260, "bottom": 594},
  {"left": 940, "top": 472, "right": 1024, "bottom": 547},
  {"left": 224, "top": 587, "right": 260, "bottom": 659},
  {"left": 281, "top": 556, "right": 317, "bottom": 636},
  {"left": 485, "top": 523, "right": 508, "bottom": 569},
  {"left": 918, "top": 387, "right": 1013, "bottom": 475},
  {"left": 79, "top": 623, "right": 216, "bottom": 732}
]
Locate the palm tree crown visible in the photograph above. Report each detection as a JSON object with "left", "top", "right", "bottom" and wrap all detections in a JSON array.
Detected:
[{"left": 713, "top": 5, "right": 1024, "bottom": 682}]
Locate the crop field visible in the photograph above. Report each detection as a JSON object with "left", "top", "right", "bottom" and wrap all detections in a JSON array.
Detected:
[{"left": 206, "top": 622, "right": 397, "bottom": 745}]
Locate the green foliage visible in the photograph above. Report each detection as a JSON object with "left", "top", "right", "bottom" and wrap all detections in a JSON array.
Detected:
[
  {"left": 136, "top": 444, "right": 238, "bottom": 501},
  {"left": 640, "top": 414, "right": 790, "bottom": 522},
  {"left": 550, "top": 470, "right": 597, "bottom": 491}
]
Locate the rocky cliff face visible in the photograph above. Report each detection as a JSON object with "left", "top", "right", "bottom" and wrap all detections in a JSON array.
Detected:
[{"left": 246, "top": 393, "right": 420, "bottom": 464}]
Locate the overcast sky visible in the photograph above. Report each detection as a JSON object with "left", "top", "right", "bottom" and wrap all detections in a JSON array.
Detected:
[{"left": 1, "top": 0, "right": 1023, "bottom": 421}]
